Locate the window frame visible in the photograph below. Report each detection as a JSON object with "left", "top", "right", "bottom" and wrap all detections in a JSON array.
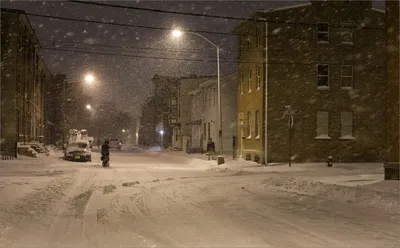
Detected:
[
  {"left": 340, "top": 23, "right": 353, "bottom": 44},
  {"left": 340, "top": 111, "right": 355, "bottom": 139},
  {"left": 246, "top": 111, "right": 251, "bottom": 139},
  {"left": 240, "top": 72, "right": 244, "bottom": 94},
  {"left": 341, "top": 65, "right": 353, "bottom": 89},
  {"left": 256, "top": 26, "right": 261, "bottom": 47},
  {"left": 315, "top": 111, "right": 330, "bottom": 139},
  {"left": 317, "top": 64, "right": 329, "bottom": 89},
  {"left": 248, "top": 68, "right": 252, "bottom": 93},
  {"left": 256, "top": 65, "right": 261, "bottom": 90},
  {"left": 317, "top": 22, "right": 329, "bottom": 43},
  {"left": 255, "top": 110, "right": 260, "bottom": 139}
]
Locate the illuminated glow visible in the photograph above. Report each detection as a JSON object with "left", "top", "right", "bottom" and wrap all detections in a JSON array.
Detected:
[{"left": 172, "top": 29, "right": 183, "bottom": 37}]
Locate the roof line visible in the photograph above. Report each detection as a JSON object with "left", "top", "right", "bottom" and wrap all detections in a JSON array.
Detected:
[
  {"left": 258, "top": 2, "right": 312, "bottom": 13},
  {"left": 371, "top": 8, "right": 385, "bottom": 13}
]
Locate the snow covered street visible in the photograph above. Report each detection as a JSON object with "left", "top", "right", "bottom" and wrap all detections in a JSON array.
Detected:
[{"left": 0, "top": 149, "right": 399, "bottom": 248}]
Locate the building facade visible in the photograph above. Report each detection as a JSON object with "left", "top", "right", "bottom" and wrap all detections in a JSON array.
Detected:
[
  {"left": 234, "top": 1, "right": 386, "bottom": 163},
  {"left": 385, "top": 0, "right": 399, "bottom": 164},
  {"left": 188, "top": 74, "right": 238, "bottom": 154},
  {"left": 1, "top": 8, "right": 50, "bottom": 152},
  {"left": 44, "top": 74, "right": 66, "bottom": 145},
  {"left": 174, "top": 76, "right": 215, "bottom": 152}
]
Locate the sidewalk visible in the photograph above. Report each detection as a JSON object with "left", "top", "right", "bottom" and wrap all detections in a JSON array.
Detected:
[{"left": 160, "top": 151, "right": 400, "bottom": 214}]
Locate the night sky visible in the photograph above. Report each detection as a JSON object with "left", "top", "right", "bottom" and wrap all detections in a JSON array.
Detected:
[{"left": 1, "top": 0, "right": 384, "bottom": 118}]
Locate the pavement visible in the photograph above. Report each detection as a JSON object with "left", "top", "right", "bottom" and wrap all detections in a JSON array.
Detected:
[{"left": 0, "top": 147, "right": 399, "bottom": 248}]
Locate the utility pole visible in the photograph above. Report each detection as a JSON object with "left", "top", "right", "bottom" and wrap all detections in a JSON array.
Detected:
[{"left": 284, "top": 105, "right": 298, "bottom": 167}]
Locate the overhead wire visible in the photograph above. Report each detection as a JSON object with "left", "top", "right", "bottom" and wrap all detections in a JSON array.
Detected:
[
  {"left": 41, "top": 46, "right": 384, "bottom": 67},
  {"left": 68, "top": 0, "right": 384, "bottom": 30}
]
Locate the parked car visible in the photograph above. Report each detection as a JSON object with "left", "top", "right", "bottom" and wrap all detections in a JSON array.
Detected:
[
  {"left": 109, "top": 138, "right": 122, "bottom": 151},
  {"left": 64, "top": 141, "right": 92, "bottom": 162}
]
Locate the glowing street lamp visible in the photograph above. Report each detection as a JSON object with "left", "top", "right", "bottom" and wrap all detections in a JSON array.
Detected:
[
  {"left": 172, "top": 29, "right": 183, "bottom": 37},
  {"left": 84, "top": 74, "right": 95, "bottom": 85},
  {"left": 86, "top": 104, "right": 92, "bottom": 109},
  {"left": 122, "top": 129, "right": 126, "bottom": 133}
]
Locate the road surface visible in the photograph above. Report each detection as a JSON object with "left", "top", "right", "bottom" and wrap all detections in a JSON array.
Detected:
[{"left": 0, "top": 148, "right": 398, "bottom": 248}]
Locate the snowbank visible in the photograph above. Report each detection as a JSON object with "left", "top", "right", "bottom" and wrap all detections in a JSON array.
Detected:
[{"left": 261, "top": 175, "right": 400, "bottom": 215}]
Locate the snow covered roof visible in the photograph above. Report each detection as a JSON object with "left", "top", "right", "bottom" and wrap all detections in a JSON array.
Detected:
[
  {"left": 371, "top": 8, "right": 385, "bottom": 13},
  {"left": 258, "top": 2, "right": 312, "bottom": 13}
]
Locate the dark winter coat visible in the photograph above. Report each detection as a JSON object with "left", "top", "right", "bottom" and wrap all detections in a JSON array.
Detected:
[
  {"left": 207, "top": 141, "right": 215, "bottom": 153},
  {"left": 101, "top": 143, "right": 110, "bottom": 157}
]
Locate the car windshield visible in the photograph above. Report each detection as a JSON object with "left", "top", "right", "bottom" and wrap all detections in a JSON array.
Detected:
[{"left": 0, "top": 1, "right": 398, "bottom": 247}]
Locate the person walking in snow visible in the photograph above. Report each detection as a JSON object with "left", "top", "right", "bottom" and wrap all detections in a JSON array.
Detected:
[
  {"left": 206, "top": 138, "right": 216, "bottom": 160},
  {"left": 101, "top": 139, "right": 110, "bottom": 167}
]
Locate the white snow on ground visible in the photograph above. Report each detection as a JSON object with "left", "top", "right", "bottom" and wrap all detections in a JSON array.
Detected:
[
  {"left": 158, "top": 151, "right": 400, "bottom": 215},
  {"left": 0, "top": 149, "right": 399, "bottom": 247}
]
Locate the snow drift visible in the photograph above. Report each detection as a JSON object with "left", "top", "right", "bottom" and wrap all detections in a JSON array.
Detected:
[{"left": 261, "top": 175, "right": 400, "bottom": 215}]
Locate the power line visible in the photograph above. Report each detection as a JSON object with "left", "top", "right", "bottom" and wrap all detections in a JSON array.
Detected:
[
  {"left": 39, "top": 39, "right": 236, "bottom": 55},
  {"left": 26, "top": 12, "right": 319, "bottom": 44},
  {"left": 41, "top": 46, "right": 384, "bottom": 67},
  {"left": 69, "top": 0, "right": 384, "bottom": 30}
]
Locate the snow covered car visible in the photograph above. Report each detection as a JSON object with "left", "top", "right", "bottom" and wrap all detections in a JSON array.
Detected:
[
  {"left": 64, "top": 141, "right": 92, "bottom": 162},
  {"left": 109, "top": 138, "right": 122, "bottom": 151}
]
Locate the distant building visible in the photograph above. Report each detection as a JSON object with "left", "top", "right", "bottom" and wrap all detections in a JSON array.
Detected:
[
  {"left": 1, "top": 8, "right": 50, "bottom": 152},
  {"left": 233, "top": 1, "right": 386, "bottom": 163},
  {"left": 188, "top": 74, "right": 238, "bottom": 153},
  {"left": 385, "top": 0, "right": 399, "bottom": 165},
  {"left": 173, "top": 76, "right": 215, "bottom": 152}
]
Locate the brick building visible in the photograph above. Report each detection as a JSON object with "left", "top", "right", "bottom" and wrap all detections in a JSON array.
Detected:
[
  {"left": 1, "top": 8, "right": 50, "bottom": 152},
  {"left": 233, "top": 1, "right": 386, "bottom": 163},
  {"left": 44, "top": 74, "right": 66, "bottom": 145},
  {"left": 385, "top": 0, "right": 399, "bottom": 165}
]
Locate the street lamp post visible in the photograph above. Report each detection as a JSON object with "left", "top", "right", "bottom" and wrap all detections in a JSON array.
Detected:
[
  {"left": 172, "top": 29, "right": 224, "bottom": 163},
  {"left": 74, "top": 104, "right": 92, "bottom": 122},
  {"left": 159, "top": 130, "right": 164, "bottom": 151}
]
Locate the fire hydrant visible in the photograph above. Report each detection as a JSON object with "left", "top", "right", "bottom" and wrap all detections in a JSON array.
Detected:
[{"left": 327, "top": 156, "right": 333, "bottom": 167}]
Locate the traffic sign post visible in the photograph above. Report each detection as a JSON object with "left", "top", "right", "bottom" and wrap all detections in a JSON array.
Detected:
[{"left": 284, "top": 105, "right": 298, "bottom": 167}]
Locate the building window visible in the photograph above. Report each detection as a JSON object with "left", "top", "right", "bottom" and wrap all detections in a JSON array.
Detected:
[
  {"left": 341, "top": 65, "right": 353, "bottom": 88},
  {"left": 212, "top": 88, "right": 216, "bottom": 106},
  {"left": 240, "top": 72, "right": 244, "bottom": 94},
  {"left": 317, "top": 64, "right": 329, "bottom": 88},
  {"left": 255, "top": 110, "right": 260, "bottom": 139},
  {"left": 207, "top": 122, "right": 211, "bottom": 140},
  {"left": 317, "top": 23, "right": 329, "bottom": 42},
  {"left": 208, "top": 89, "right": 212, "bottom": 107},
  {"left": 256, "top": 65, "right": 261, "bottom": 90},
  {"left": 341, "top": 23, "right": 353, "bottom": 44},
  {"left": 247, "top": 38, "right": 251, "bottom": 51},
  {"left": 203, "top": 123, "right": 206, "bottom": 140},
  {"left": 256, "top": 26, "right": 261, "bottom": 47},
  {"left": 204, "top": 90, "right": 207, "bottom": 108},
  {"left": 341, "top": 112, "right": 354, "bottom": 139},
  {"left": 316, "top": 111, "right": 330, "bottom": 139},
  {"left": 239, "top": 38, "right": 244, "bottom": 56},
  {"left": 247, "top": 111, "right": 251, "bottom": 138},
  {"left": 248, "top": 69, "right": 252, "bottom": 93}
]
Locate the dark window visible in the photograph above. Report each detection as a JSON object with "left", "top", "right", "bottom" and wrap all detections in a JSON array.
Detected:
[
  {"left": 317, "top": 64, "right": 329, "bottom": 88},
  {"left": 317, "top": 23, "right": 329, "bottom": 42}
]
